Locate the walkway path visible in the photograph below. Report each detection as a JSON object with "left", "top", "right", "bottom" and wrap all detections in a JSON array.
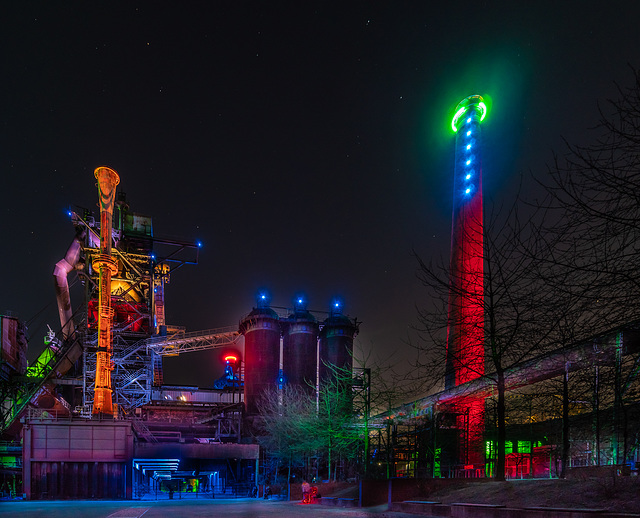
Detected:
[{"left": 0, "top": 498, "right": 422, "bottom": 518}]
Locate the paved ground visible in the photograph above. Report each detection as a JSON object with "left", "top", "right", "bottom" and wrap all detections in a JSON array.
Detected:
[{"left": 0, "top": 498, "right": 422, "bottom": 518}]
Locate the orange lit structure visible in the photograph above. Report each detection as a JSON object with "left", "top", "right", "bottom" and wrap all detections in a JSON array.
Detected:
[
  {"left": 92, "top": 166, "right": 120, "bottom": 416},
  {"left": 3, "top": 169, "right": 266, "bottom": 500}
]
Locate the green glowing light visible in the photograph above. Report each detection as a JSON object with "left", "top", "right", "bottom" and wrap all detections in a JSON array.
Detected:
[
  {"left": 26, "top": 348, "right": 55, "bottom": 378},
  {"left": 451, "top": 95, "right": 487, "bottom": 132}
]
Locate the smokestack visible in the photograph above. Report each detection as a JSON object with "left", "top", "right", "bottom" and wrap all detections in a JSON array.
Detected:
[{"left": 92, "top": 166, "right": 120, "bottom": 417}]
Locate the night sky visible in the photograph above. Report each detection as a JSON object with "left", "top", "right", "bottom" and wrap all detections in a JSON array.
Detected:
[{"left": 3, "top": 2, "right": 640, "bottom": 388}]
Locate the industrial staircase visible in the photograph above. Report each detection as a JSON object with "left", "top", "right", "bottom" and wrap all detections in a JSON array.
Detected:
[
  {"left": 130, "top": 417, "right": 159, "bottom": 443},
  {"left": 0, "top": 327, "right": 84, "bottom": 437}
]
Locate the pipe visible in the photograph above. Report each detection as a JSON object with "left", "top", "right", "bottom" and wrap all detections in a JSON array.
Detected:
[
  {"left": 92, "top": 166, "right": 120, "bottom": 416},
  {"left": 53, "top": 231, "right": 84, "bottom": 340}
]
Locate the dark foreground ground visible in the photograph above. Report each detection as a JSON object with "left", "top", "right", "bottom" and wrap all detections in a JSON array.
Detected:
[
  {"left": 0, "top": 498, "right": 417, "bottom": 518},
  {"left": 2, "top": 479, "right": 638, "bottom": 517},
  {"left": 426, "top": 478, "right": 640, "bottom": 514}
]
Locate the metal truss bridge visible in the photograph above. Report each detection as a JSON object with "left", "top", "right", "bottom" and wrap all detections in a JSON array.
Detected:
[{"left": 83, "top": 326, "right": 244, "bottom": 415}]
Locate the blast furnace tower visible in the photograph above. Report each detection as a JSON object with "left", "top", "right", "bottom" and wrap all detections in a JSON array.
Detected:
[{"left": 93, "top": 166, "right": 120, "bottom": 416}]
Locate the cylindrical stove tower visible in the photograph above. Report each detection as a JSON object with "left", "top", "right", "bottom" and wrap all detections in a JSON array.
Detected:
[
  {"left": 318, "top": 302, "right": 358, "bottom": 386},
  {"left": 282, "top": 298, "right": 319, "bottom": 393},
  {"left": 239, "top": 296, "right": 281, "bottom": 415}
]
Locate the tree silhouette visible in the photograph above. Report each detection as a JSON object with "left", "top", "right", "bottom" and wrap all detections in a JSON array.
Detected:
[
  {"left": 413, "top": 192, "right": 578, "bottom": 480},
  {"left": 542, "top": 67, "right": 640, "bottom": 469}
]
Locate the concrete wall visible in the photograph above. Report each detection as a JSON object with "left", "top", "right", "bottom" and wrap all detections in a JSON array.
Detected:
[
  {"left": 387, "top": 477, "right": 488, "bottom": 503},
  {"left": 358, "top": 477, "right": 490, "bottom": 508}
]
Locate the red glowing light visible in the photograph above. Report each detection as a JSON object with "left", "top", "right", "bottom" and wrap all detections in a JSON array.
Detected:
[
  {"left": 224, "top": 355, "right": 238, "bottom": 363},
  {"left": 446, "top": 179, "right": 484, "bottom": 386}
]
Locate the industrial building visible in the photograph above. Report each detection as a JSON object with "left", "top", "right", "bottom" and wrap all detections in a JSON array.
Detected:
[
  {"left": 0, "top": 167, "right": 358, "bottom": 500},
  {"left": 368, "top": 96, "right": 640, "bottom": 481},
  {"left": 370, "top": 323, "right": 640, "bottom": 479}
]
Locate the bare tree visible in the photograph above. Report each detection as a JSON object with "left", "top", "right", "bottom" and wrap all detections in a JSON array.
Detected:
[
  {"left": 543, "top": 68, "right": 640, "bottom": 331},
  {"left": 413, "top": 191, "right": 579, "bottom": 481},
  {"left": 541, "top": 67, "right": 640, "bottom": 469}
]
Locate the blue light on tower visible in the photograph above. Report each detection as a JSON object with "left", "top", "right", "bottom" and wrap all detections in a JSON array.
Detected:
[
  {"left": 294, "top": 294, "right": 308, "bottom": 311},
  {"left": 257, "top": 290, "right": 270, "bottom": 308},
  {"left": 451, "top": 96, "right": 487, "bottom": 204},
  {"left": 330, "top": 299, "right": 343, "bottom": 316}
]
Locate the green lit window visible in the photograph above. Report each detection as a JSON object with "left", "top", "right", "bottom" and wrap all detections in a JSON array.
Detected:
[
  {"left": 517, "top": 441, "right": 531, "bottom": 453},
  {"left": 485, "top": 441, "right": 495, "bottom": 458},
  {"left": 505, "top": 441, "right": 513, "bottom": 454}
]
